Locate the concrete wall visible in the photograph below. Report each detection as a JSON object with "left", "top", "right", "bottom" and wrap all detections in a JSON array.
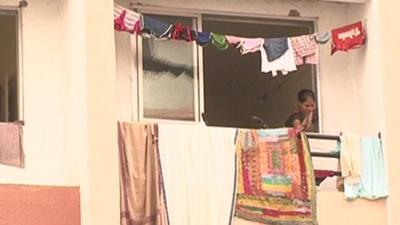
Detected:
[
  {"left": 380, "top": 0, "right": 400, "bottom": 225},
  {"left": 0, "top": 0, "right": 389, "bottom": 225},
  {"left": 115, "top": 0, "right": 388, "bottom": 225},
  {"left": 0, "top": 1, "right": 120, "bottom": 225}
]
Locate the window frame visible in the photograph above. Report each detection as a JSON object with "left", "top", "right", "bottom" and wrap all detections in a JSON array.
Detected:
[
  {"left": 0, "top": 6, "right": 23, "bottom": 122},
  {"left": 131, "top": 6, "right": 322, "bottom": 131},
  {"left": 135, "top": 9, "right": 203, "bottom": 124}
]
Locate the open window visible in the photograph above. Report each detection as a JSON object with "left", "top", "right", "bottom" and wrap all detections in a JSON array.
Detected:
[
  {"left": 202, "top": 15, "right": 319, "bottom": 131},
  {"left": 0, "top": 9, "right": 20, "bottom": 122},
  {"left": 129, "top": 11, "right": 319, "bottom": 130}
]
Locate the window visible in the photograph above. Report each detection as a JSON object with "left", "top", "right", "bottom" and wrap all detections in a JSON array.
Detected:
[
  {"left": 134, "top": 12, "right": 319, "bottom": 130},
  {"left": 202, "top": 15, "right": 319, "bottom": 131},
  {"left": 0, "top": 9, "right": 20, "bottom": 122},
  {"left": 138, "top": 14, "right": 200, "bottom": 122}
]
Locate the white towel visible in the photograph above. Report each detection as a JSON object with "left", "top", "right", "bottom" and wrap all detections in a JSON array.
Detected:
[{"left": 340, "top": 133, "right": 362, "bottom": 184}]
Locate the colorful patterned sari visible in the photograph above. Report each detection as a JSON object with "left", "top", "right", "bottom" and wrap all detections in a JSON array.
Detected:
[{"left": 234, "top": 128, "right": 317, "bottom": 225}]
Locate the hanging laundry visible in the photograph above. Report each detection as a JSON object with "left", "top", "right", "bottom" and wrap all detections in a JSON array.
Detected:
[
  {"left": 340, "top": 133, "right": 362, "bottom": 186},
  {"left": 331, "top": 21, "right": 366, "bottom": 55},
  {"left": 260, "top": 38, "right": 297, "bottom": 76},
  {"left": 264, "top": 37, "right": 289, "bottom": 61},
  {"left": 118, "top": 122, "right": 169, "bottom": 225},
  {"left": 142, "top": 15, "right": 173, "bottom": 38},
  {"left": 196, "top": 31, "right": 211, "bottom": 46},
  {"left": 114, "top": 4, "right": 141, "bottom": 34},
  {"left": 237, "top": 38, "right": 264, "bottom": 55},
  {"left": 315, "top": 31, "right": 331, "bottom": 44},
  {"left": 0, "top": 121, "right": 24, "bottom": 167},
  {"left": 170, "top": 23, "right": 197, "bottom": 42},
  {"left": 158, "top": 124, "right": 236, "bottom": 225},
  {"left": 225, "top": 35, "right": 242, "bottom": 46},
  {"left": 290, "top": 35, "right": 319, "bottom": 65},
  {"left": 345, "top": 137, "right": 389, "bottom": 200},
  {"left": 211, "top": 33, "right": 229, "bottom": 50},
  {"left": 235, "top": 128, "right": 317, "bottom": 225}
]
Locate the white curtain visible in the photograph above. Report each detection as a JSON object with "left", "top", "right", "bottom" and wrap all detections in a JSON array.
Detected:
[{"left": 158, "top": 124, "right": 236, "bottom": 225}]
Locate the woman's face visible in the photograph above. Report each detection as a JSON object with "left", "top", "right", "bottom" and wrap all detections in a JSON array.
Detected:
[{"left": 299, "top": 97, "right": 316, "bottom": 114}]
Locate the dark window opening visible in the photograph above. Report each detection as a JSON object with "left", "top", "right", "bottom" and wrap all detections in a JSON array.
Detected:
[
  {"left": 202, "top": 15, "right": 319, "bottom": 131},
  {"left": 0, "top": 10, "right": 19, "bottom": 122}
]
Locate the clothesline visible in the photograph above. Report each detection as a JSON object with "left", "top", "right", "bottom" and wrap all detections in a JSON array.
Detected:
[{"left": 114, "top": 4, "right": 367, "bottom": 76}]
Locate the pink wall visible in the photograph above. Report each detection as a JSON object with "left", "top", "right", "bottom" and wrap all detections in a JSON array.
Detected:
[{"left": 0, "top": 184, "right": 80, "bottom": 225}]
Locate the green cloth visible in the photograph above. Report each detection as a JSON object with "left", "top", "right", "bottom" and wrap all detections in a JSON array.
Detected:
[{"left": 211, "top": 33, "right": 229, "bottom": 50}]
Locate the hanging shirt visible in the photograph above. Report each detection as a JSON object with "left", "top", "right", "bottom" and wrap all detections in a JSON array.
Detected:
[
  {"left": 260, "top": 38, "right": 297, "bottom": 76},
  {"left": 264, "top": 37, "right": 289, "bottom": 61},
  {"left": 142, "top": 15, "right": 172, "bottom": 38},
  {"left": 290, "top": 35, "right": 319, "bottom": 65},
  {"left": 344, "top": 137, "right": 389, "bottom": 200},
  {"left": 114, "top": 4, "right": 141, "bottom": 34},
  {"left": 225, "top": 35, "right": 242, "bottom": 46},
  {"left": 170, "top": 23, "right": 196, "bottom": 42},
  {"left": 237, "top": 38, "right": 264, "bottom": 54},
  {"left": 331, "top": 21, "right": 366, "bottom": 55},
  {"left": 211, "top": 33, "right": 229, "bottom": 50},
  {"left": 340, "top": 133, "right": 362, "bottom": 185},
  {"left": 196, "top": 32, "right": 211, "bottom": 46}
]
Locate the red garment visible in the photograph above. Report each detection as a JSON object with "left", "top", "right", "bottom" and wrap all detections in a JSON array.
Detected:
[
  {"left": 114, "top": 5, "right": 141, "bottom": 34},
  {"left": 314, "top": 170, "right": 336, "bottom": 186},
  {"left": 171, "top": 23, "right": 194, "bottom": 42},
  {"left": 331, "top": 21, "right": 366, "bottom": 55}
]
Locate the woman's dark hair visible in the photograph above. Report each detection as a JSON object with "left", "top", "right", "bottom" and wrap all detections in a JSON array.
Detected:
[{"left": 297, "top": 89, "right": 316, "bottom": 103}]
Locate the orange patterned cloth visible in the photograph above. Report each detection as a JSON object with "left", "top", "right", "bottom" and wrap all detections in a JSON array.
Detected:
[{"left": 235, "top": 128, "right": 317, "bottom": 225}]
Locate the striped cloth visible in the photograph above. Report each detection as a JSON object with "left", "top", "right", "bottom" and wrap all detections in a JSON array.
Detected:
[
  {"left": 234, "top": 128, "right": 317, "bottom": 225},
  {"left": 290, "top": 35, "right": 319, "bottom": 65},
  {"left": 114, "top": 4, "right": 141, "bottom": 34}
]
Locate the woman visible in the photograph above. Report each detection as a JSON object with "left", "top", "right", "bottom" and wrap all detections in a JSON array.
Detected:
[{"left": 285, "top": 89, "right": 318, "bottom": 132}]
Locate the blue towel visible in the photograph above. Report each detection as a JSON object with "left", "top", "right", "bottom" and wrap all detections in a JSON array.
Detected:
[
  {"left": 345, "top": 137, "right": 389, "bottom": 200},
  {"left": 196, "top": 31, "right": 211, "bottom": 46},
  {"left": 264, "top": 38, "right": 289, "bottom": 61}
]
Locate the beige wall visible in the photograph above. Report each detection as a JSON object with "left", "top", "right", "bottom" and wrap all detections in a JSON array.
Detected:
[
  {"left": 0, "top": 1, "right": 120, "bottom": 225},
  {"left": 115, "top": 0, "right": 388, "bottom": 225},
  {"left": 0, "top": 0, "right": 72, "bottom": 185},
  {"left": 0, "top": 0, "right": 391, "bottom": 225},
  {"left": 380, "top": 0, "right": 400, "bottom": 225}
]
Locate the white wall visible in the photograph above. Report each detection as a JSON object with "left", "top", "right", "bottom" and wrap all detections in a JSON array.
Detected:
[
  {"left": 115, "top": 0, "right": 388, "bottom": 225},
  {"left": 0, "top": 1, "right": 120, "bottom": 225},
  {"left": 0, "top": 0, "right": 73, "bottom": 185}
]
